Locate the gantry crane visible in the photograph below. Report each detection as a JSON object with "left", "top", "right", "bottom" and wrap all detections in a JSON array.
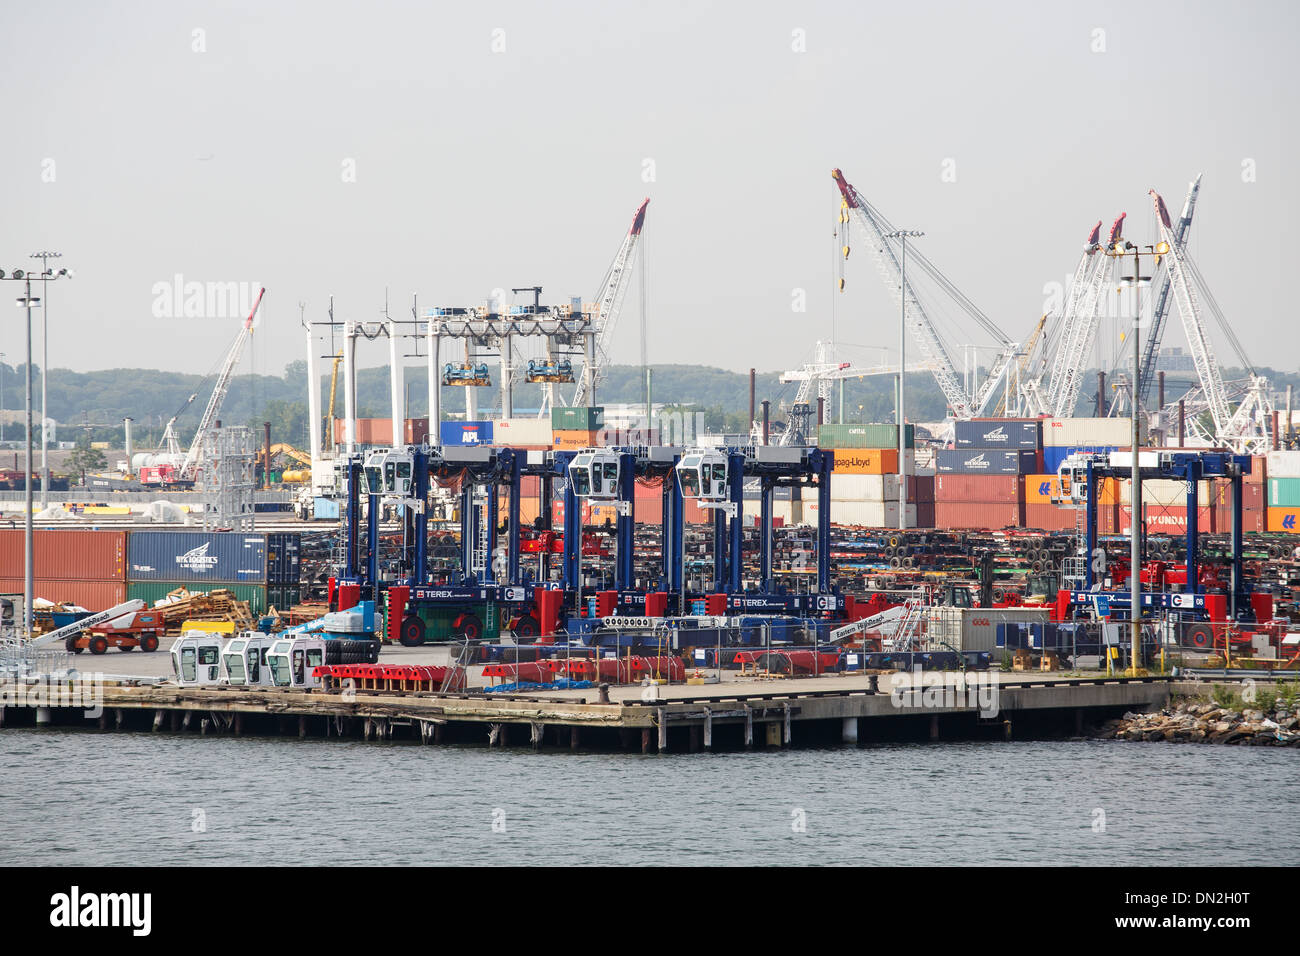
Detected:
[
  {"left": 831, "top": 168, "right": 1018, "bottom": 421},
  {"left": 994, "top": 313, "right": 1048, "bottom": 416},
  {"left": 1136, "top": 175, "right": 1201, "bottom": 408}
]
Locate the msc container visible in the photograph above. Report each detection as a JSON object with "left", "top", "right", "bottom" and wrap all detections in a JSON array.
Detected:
[
  {"left": 265, "top": 532, "right": 302, "bottom": 585},
  {"left": 934, "top": 474, "right": 1022, "bottom": 503},
  {"left": 127, "top": 531, "right": 268, "bottom": 584},
  {"left": 128, "top": 580, "right": 268, "bottom": 616},
  {"left": 440, "top": 420, "right": 494, "bottom": 446},
  {"left": 0, "top": 529, "right": 126, "bottom": 581},
  {"left": 493, "top": 417, "right": 553, "bottom": 446},
  {"left": 934, "top": 501, "right": 1023, "bottom": 529},
  {"left": 1043, "top": 417, "right": 1133, "bottom": 447},
  {"left": 0, "top": 577, "right": 126, "bottom": 611},
  {"left": 923, "top": 606, "right": 1050, "bottom": 652},
  {"left": 552, "top": 406, "right": 604, "bottom": 431},
  {"left": 936, "top": 449, "right": 1036, "bottom": 475},
  {"left": 954, "top": 419, "right": 1041, "bottom": 450},
  {"left": 817, "top": 423, "right": 914, "bottom": 449}
]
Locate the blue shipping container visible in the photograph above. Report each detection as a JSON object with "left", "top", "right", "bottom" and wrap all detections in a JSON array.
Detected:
[
  {"left": 936, "top": 448, "right": 1037, "bottom": 475},
  {"left": 266, "top": 532, "right": 302, "bottom": 585},
  {"left": 954, "top": 420, "right": 1041, "bottom": 450},
  {"left": 314, "top": 497, "right": 340, "bottom": 520},
  {"left": 439, "top": 421, "right": 494, "bottom": 446},
  {"left": 127, "top": 531, "right": 268, "bottom": 584}
]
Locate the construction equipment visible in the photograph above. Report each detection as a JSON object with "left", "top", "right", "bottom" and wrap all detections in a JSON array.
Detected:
[
  {"left": 68, "top": 609, "right": 166, "bottom": 655},
  {"left": 325, "top": 348, "right": 343, "bottom": 453},
  {"left": 831, "top": 168, "right": 1018, "bottom": 421},
  {"left": 570, "top": 198, "right": 649, "bottom": 408},
  {"left": 525, "top": 358, "right": 575, "bottom": 383},
  {"left": 27, "top": 599, "right": 146, "bottom": 648},
  {"left": 442, "top": 362, "right": 491, "bottom": 387}
]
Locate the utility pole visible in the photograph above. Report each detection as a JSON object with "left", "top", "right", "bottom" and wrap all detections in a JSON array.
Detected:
[
  {"left": 1107, "top": 237, "right": 1168, "bottom": 675},
  {"left": 31, "top": 251, "right": 61, "bottom": 511},
  {"left": 885, "top": 230, "right": 924, "bottom": 531}
]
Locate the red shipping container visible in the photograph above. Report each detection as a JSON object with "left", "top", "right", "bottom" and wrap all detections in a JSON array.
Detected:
[
  {"left": 934, "top": 474, "right": 1022, "bottom": 503},
  {"left": 910, "top": 475, "right": 935, "bottom": 502},
  {"left": 0, "top": 529, "right": 126, "bottom": 581},
  {"left": 1214, "top": 506, "right": 1265, "bottom": 534},
  {"left": 934, "top": 501, "right": 1022, "bottom": 529},
  {"left": 0, "top": 577, "right": 126, "bottom": 611},
  {"left": 915, "top": 501, "right": 935, "bottom": 528},
  {"left": 1119, "top": 506, "right": 1215, "bottom": 535},
  {"left": 1023, "top": 503, "right": 1076, "bottom": 532}
]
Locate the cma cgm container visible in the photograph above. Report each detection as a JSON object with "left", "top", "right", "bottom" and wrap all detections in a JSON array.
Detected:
[
  {"left": 818, "top": 423, "right": 914, "bottom": 449},
  {"left": 440, "top": 421, "right": 494, "bottom": 446},
  {"left": 954, "top": 420, "right": 1041, "bottom": 450},
  {"left": 936, "top": 449, "right": 1036, "bottom": 475},
  {"left": 0, "top": 529, "right": 126, "bottom": 581},
  {"left": 127, "top": 531, "right": 267, "bottom": 584}
]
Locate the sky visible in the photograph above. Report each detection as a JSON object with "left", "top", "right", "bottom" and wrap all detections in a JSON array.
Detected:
[{"left": 2, "top": 0, "right": 1296, "bottom": 390}]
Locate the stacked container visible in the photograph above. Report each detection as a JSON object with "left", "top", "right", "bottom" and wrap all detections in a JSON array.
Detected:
[
  {"left": 440, "top": 421, "right": 494, "bottom": 446},
  {"left": 1040, "top": 417, "right": 1130, "bottom": 473},
  {"left": 331, "top": 418, "right": 430, "bottom": 446},
  {"left": 0, "top": 529, "right": 127, "bottom": 609},
  {"left": 127, "top": 531, "right": 269, "bottom": 616},
  {"left": 1266, "top": 450, "right": 1300, "bottom": 532},
  {"left": 493, "top": 417, "right": 552, "bottom": 448},
  {"left": 552, "top": 406, "right": 604, "bottom": 449},
  {"left": 815, "top": 423, "right": 930, "bottom": 527}
]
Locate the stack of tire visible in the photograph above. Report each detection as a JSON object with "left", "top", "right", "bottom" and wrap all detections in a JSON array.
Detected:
[{"left": 324, "top": 639, "right": 380, "bottom": 665}]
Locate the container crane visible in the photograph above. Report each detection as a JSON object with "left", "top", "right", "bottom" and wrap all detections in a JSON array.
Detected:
[
  {"left": 1136, "top": 175, "right": 1201, "bottom": 408},
  {"left": 994, "top": 313, "right": 1048, "bottom": 416},
  {"left": 570, "top": 198, "right": 649, "bottom": 408},
  {"left": 831, "top": 168, "right": 1018, "bottom": 421},
  {"left": 180, "top": 287, "right": 265, "bottom": 482}
]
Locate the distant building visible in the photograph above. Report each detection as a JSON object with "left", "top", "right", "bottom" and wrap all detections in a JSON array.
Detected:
[{"left": 1155, "top": 347, "right": 1195, "bottom": 372}]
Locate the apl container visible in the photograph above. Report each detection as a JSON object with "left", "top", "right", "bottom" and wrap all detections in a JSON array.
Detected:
[
  {"left": 440, "top": 421, "right": 494, "bottom": 446},
  {"left": 954, "top": 419, "right": 1041, "bottom": 450},
  {"left": 127, "top": 531, "right": 268, "bottom": 584}
]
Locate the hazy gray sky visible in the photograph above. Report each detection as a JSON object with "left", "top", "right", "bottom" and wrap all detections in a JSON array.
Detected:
[{"left": 4, "top": 0, "right": 1296, "bottom": 387}]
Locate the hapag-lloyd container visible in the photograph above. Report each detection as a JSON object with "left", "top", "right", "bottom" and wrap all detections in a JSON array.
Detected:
[
  {"left": 954, "top": 419, "right": 1041, "bottom": 450},
  {"left": 127, "top": 531, "right": 267, "bottom": 584},
  {"left": 936, "top": 448, "right": 1036, "bottom": 475},
  {"left": 0, "top": 529, "right": 126, "bottom": 581}
]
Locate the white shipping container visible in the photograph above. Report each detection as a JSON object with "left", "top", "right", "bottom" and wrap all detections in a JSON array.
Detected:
[
  {"left": 1267, "top": 450, "right": 1300, "bottom": 478},
  {"left": 493, "top": 417, "right": 553, "bottom": 445},
  {"left": 1044, "top": 417, "right": 1133, "bottom": 447},
  {"left": 831, "top": 474, "right": 901, "bottom": 501},
  {"left": 1119, "top": 478, "right": 1211, "bottom": 506},
  {"left": 818, "top": 500, "right": 917, "bottom": 527},
  {"left": 922, "top": 606, "right": 1052, "bottom": 652}
]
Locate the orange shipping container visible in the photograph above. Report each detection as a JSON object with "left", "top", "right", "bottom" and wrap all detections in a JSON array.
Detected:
[
  {"left": 551, "top": 429, "right": 602, "bottom": 449},
  {"left": 0, "top": 529, "right": 126, "bottom": 581},
  {"left": 1023, "top": 475, "right": 1060, "bottom": 505},
  {"left": 1268, "top": 506, "right": 1300, "bottom": 533},
  {"left": 830, "top": 448, "right": 898, "bottom": 475}
]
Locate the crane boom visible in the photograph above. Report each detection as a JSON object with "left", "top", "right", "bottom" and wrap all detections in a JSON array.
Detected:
[
  {"left": 181, "top": 287, "right": 265, "bottom": 481},
  {"left": 1137, "top": 175, "right": 1201, "bottom": 406},
  {"left": 571, "top": 199, "right": 648, "bottom": 407},
  {"left": 1052, "top": 215, "right": 1125, "bottom": 418}
]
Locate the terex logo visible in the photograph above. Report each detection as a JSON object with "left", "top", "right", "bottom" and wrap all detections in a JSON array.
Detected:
[
  {"left": 175, "top": 542, "right": 218, "bottom": 573},
  {"left": 982, "top": 426, "right": 1007, "bottom": 442}
]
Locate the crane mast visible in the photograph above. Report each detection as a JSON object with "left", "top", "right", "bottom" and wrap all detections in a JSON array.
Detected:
[
  {"left": 571, "top": 199, "right": 648, "bottom": 407},
  {"left": 1051, "top": 214, "right": 1125, "bottom": 418},
  {"left": 180, "top": 287, "right": 265, "bottom": 481},
  {"left": 1136, "top": 174, "right": 1201, "bottom": 407}
]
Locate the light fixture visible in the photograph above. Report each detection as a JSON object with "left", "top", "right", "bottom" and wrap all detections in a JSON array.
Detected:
[{"left": 12, "top": 269, "right": 23, "bottom": 279}]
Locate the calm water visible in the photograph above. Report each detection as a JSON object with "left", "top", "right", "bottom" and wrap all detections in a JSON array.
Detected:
[{"left": 2, "top": 730, "right": 1296, "bottom": 866}]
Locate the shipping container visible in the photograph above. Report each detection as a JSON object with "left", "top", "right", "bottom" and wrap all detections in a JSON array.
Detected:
[
  {"left": 1268, "top": 477, "right": 1300, "bottom": 508},
  {"left": 831, "top": 474, "right": 899, "bottom": 501},
  {"left": 1214, "top": 506, "right": 1265, "bottom": 535},
  {"left": 1043, "top": 417, "right": 1133, "bottom": 447},
  {"left": 332, "top": 418, "right": 430, "bottom": 446},
  {"left": 0, "top": 529, "right": 126, "bottom": 581},
  {"left": 440, "top": 420, "right": 494, "bottom": 446},
  {"left": 268, "top": 584, "right": 301, "bottom": 611},
  {"left": 826, "top": 500, "right": 917, "bottom": 527},
  {"left": 128, "top": 580, "right": 268, "bottom": 616},
  {"left": 1042, "top": 445, "right": 1123, "bottom": 474},
  {"left": 911, "top": 475, "right": 935, "bottom": 502},
  {"left": 552, "top": 406, "right": 604, "bottom": 431},
  {"left": 1267, "top": 450, "right": 1300, "bottom": 478},
  {"left": 1023, "top": 503, "right": 1076, "bottom": 531},
  {"left": 314, "top": 497, "right": 341, "bottom": 520},
  {"left": 1023, "top": 474, "right": 1061, "bottom": 504},
  {"left": 934, "top": 474, "right": 1022, "bottom": 503},
  {"left": 817, "top": 423, "right": 914, "bottom": 449},
  {"left": 0, "top": 577, "right": 125, "bottom": 612},
  {"left": 492, "top": 417, "right": 553, "bottom": 446},
  {"left": 934, "top": 501, "right": 1023, "bottom": 529},
  {"left": 127, "top": 531, "right": 268, "bottom": 584},
  {"left": 954, "top": 419, "right": 1041, "bottom": 450},
  {"left": 829, "top": 448, "right": 909, "bottom": 475},
  {"left": 923, "top": 606, "right": 1051, "bottom": 652},
  {"left": 1118, "top": 479, "right": 1212, "bottom": 507},
  {"left": 265, "top": 532, "right": 302, "bottom": 585},
  {"left": 1268, "top": 506, "right": 1300, "bottom": 533},
  {"left": 1248, "top": 455, "right": 1266, "bottom": 484},
  {"left": 551, "top": 429, "right": 602, "bottom": 449},
  {"left": 1118, "top": 506, "right": 1215, "bottom": 535},
  {"left": 935, "top": 448, "right": 1036, "bottom": 475}
]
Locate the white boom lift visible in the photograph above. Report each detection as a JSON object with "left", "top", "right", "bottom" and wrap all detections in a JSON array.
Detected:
[{"left": 26, "top": 600, "right": 146, "bottom": 648}]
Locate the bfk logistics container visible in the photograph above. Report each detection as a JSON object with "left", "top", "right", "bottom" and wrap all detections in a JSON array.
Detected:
[{"left": 127, "top": 531, "right": 268, "bottom": 584}]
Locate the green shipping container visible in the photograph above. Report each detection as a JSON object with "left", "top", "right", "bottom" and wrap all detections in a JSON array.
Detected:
[
  {"left": 268, "top": 584, "right": 301, "bottom": 611},
  {"left": 127, "top": 581, "right": 268, "bottom": 617},
  {"left": 552, "top": 406, "right": 604, "bottom": 431},
  {"left": 818, "top": 423, "right": 915, "bottom": 449},
  {"left": 1269, "top": 477, "right": 1300, "bottom": 508}
]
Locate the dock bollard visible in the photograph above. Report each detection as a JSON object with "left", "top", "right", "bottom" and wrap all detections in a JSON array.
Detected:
[
  {"left": 842, "top": 717, "right": 859, "bottom": 744},
  {"left": 868, "top": 675, "right": 879, "bottom": 694},
  {"left": 598, "top": 682, "right": 611, "bottom": 704},
  {"left": 36, "top": 707, "right": 51, "bottom": 726}
]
